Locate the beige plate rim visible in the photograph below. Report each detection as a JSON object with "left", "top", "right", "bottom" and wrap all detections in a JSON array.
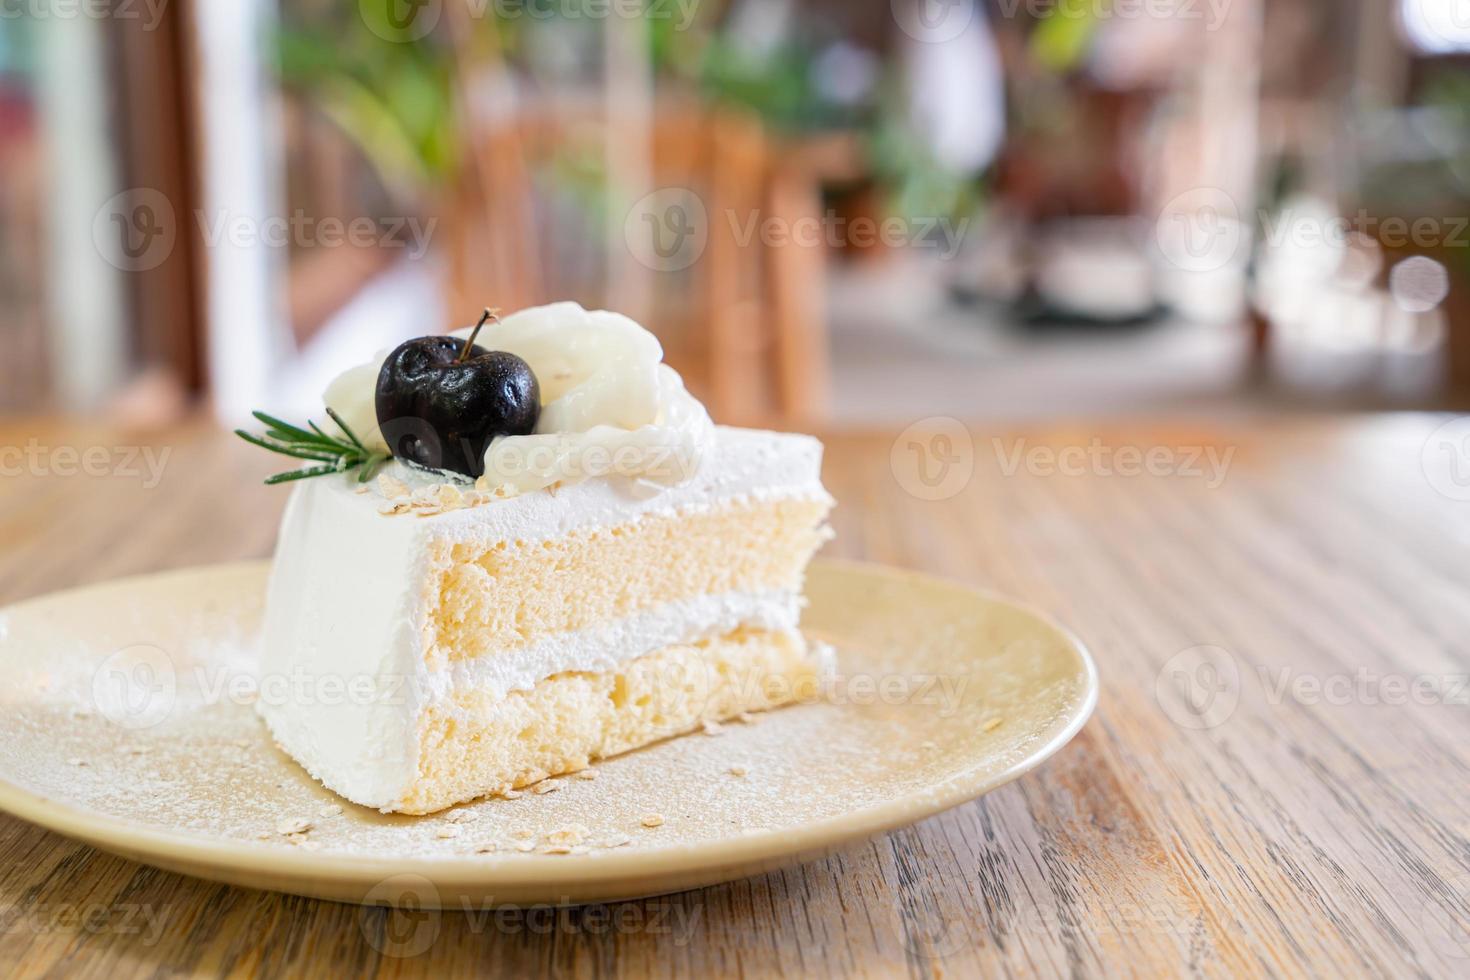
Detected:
[{"left": 0, "top": 559, "right": 1097, "bottom": 901}]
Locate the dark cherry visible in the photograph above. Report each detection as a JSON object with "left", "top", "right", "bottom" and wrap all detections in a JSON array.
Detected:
[{"left": 375, "top": 310, "right": 539, "bottom": 477}]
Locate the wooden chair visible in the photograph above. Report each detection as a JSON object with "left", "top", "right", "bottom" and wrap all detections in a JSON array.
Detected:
[{"left": 443, "top": 96, "right": 829, "bottom": 426}]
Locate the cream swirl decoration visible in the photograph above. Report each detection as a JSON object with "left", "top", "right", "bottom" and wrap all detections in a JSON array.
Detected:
[{"left": 324, "top": 303, "right": 714, "bottom": 493}]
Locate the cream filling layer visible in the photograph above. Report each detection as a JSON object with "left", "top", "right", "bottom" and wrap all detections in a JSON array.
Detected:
[{"left": 420, "top": 588, "right": 804, "bottom": 709}]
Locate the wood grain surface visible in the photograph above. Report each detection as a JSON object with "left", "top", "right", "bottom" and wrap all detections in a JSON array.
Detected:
[{"left": 1, "top": 415, "right": 1468, "bottom": 978}]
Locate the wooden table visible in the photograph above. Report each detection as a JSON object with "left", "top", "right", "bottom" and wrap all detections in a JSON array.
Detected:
[{"left": 1, "top": 415, "right": 1468, "bottom": 977}]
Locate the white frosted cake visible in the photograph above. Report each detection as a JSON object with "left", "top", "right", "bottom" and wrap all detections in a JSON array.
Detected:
[{"left": 248, "top": 303, "right": 834, "bottom": 814}]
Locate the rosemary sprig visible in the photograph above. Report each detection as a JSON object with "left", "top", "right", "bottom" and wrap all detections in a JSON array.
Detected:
[{"left": 235, "top": 409, "right": 389, "bottom": 485}]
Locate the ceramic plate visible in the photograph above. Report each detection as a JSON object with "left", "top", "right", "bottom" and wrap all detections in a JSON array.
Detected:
[{"left": 0, "top": 559, "right": 1095, "bottom": 908}]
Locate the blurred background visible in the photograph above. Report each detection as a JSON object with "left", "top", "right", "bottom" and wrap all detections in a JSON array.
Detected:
[{"left": 2, "top": 0, "right": 1469, "bottom": 430}]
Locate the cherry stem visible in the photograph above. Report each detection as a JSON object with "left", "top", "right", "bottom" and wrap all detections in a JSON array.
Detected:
[{"left": 457, "top": 307, "right": 497, "bottom": 363}]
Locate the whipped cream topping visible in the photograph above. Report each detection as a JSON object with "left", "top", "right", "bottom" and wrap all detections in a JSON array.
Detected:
[{"left": 324, "top": 302, "right": 714, "bottom": 493}]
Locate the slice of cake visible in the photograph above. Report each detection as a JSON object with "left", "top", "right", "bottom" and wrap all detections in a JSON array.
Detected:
[{"left": 246, "top": 303, "right": 834, "bottom": 814}]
